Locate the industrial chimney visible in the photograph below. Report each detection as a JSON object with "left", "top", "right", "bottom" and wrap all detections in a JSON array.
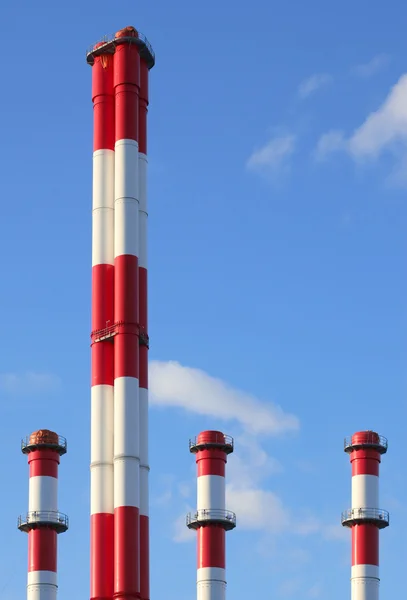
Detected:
[
  {"left": 342, "top": 430, "right": 389, "bottom": 600},
  {"left": 86, "top": 26, "right": 155, "bottom": 600},
  {"left": 187, "top": 430, "right": 236, "bottom": 600},
  {"left": 18, "top": 429, "right": 68, "bottom": 600}
]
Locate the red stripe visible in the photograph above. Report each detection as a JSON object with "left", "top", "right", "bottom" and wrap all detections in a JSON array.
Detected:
[
  {"left": 114, "top": 506, "right": 140, "bottom": 598},
  {"left": 28, "top": 529, "right": 57, "bottom": 572},
  {"left": 139, "top": 267, "right": 148, "bottom": 389},
  {"left": 28, "top": 451, "right": 59, "bottom": 477},
  {"left": 92, "top": 54, "right": 114, "bottom": 151},
  {"left": 92, "top": 343, "right": 114, "bottom": 386},
  {"left": 138, "top": 267, "right": 148, "bottom": 331},
  {"left": 140, "top": 515, "right": 149, "bottom": 600},
  {"left": 351, "top": 449, "right": 380, "bottom": 476},
  {"left": 352, "top": 524, "right": 379, "bottom": 566},
  {"left": 139, "top": 347, "right": 148, "bottom": 390},
  {"left": 197, "top": 450, "right": 226, "bottom": 477},
  {"left": 138, "top": 60, "right": 149, "bottom": 155},
  {"left": 92, "top": 264, "right": 114, "bottom": 330},
  {"left": 114, "top": 44, "right": 140, "bottom": 142},
  {"left": 198, "top": 526, "right": 225, "bottom": 568},
  {"left": 90, "top": 513, "right": 114, "bottom": 600},
  {"left": 115, "top": 255, "right": 138, "bottom": 322}
]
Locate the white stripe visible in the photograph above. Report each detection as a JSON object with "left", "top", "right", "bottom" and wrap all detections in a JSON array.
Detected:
[
  {"left": 91, "top": 384, "right": 114, "bottom": 514},
  {"left": 197, "top": 567, "right": 226, "bottom": 583},
  {"left": 29, "top": 477, "right": 57, "bottom": 513},
  {"left": 114, "top": 456, "right": 139, "bottom": 508},
  {"left": 115, "top": 139, "right": 138, "bottom": 257},
  {"left": 139, "top": 387, "right": 148, "bottom": 466},
  {"left": 28, "top": 572, "right": 57, "bottom": 585},
  {"left": 114, "top": 197, "right": 139, "bottom": 257},
  {"left": 138, "top": 153, "right": 148, "bottom": 269},
  {"left": 92, "top": 149, "right": 114, "bottom": 266},
  {"left": 197, "top": 475, "right": 225, "bottom": 511},
  {"left": 197, "top": 580, "right": 226, "bottom": 600},
  {"left": 351, "top": 565, "right": 379, "bottom": 579},
  {"left": 114, "top": 377, "right": 139, "bottom": 458},
  {"left": 139, "top": 386, "right": 149, "bottom": 516},
  {"left": 115, "top": 139, "right": 139, "bottom": 200},
  {"left": 27, "top": 584, "right": 57, "bottom": 600},
  {"left": 352, "top": 475, "right": 379, "bottom": 508},
  {"left": 91, "top": 384, "right": 114, "bottom": 464},
  {"left": 91, "top": 464, "right": 113, "bottom": 514},
  {"left": 93, "top": 208, "right": 114, "bottom": 266},
  {"left": 351, "top": 577, "right": 379, "bottom": 600},
  {"left": 114, "top": 377, "right": 140, "bottom": 508}
]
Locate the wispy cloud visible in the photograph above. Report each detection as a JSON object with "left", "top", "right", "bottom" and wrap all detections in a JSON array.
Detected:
[
  {"left": 315, "top": 73, "right": 407, "bottom": 184},
  {"left": 315, "top": 130, "right": 346, "bottom": 161},
  {"left": 298, "top": 73, "right": 333, "bottom": 99},
  {"left": 246, "top": 134, "right": 296, "bottom": 180},
  {"left": 149, "top": 360, "right": 299, "bottom": 435},
  {"left": 150, "top": 361, "right": 345, "bottom": 548},
  {"left": 351, "top": 54, "right": 390, "bottom": 78},
  {"left": 0, "top": 371, "right": 61, "bottom": 395},
  {"left": 172, "top": 510, "right": 195, "bottom": 543}
]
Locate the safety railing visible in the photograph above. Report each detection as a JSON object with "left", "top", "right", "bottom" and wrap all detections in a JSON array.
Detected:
[
  {"left": 344, "top": 433, "right": 388, "bottom": 453},
  {"left": 186, "top": 509, "right": 236, "bottom": 531},
  {"left": 341, "top": 508, "right": 389, "bottom": 529},
  {"left": 86, "top": 30, "right": 155, "bottom": 69},
  {"left": 21, "top": 434, "right": 67, "bottom": 454},
  {"left": 91, "top": 321, "right": 149, "bottom": 347},
  {"left": 91, "top": 322, "right": 118, "bottom": 343},
  {"left": 189, "top": 434, "right": 234, "bottom": 453},
  {"left": 18, "top": 511, "right": 69, "bottom": 533}
]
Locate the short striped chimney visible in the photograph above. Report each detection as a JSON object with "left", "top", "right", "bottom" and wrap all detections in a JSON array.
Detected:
[
  {"left": 187, "top": 431, "right": 236, "bottom": 600},
  {"left": 18, "top": 430, "right": 68, "bottom": 600},
  {"left": 342, "top": 431, "right": 389, "bottom": 600}
]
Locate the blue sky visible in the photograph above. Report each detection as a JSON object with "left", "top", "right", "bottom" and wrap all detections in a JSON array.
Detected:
[{"left": 0, "top": 0, "right": 406, "bottom": 598}]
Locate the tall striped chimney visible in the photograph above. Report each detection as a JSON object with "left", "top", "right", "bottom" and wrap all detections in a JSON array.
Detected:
[
  {"left": 86, "top": 27, "right": 155, "bottom": 600},
  {"left": 187, "top": 431, "right": 236, "bottom": 600},
  {"left": 18, "top": 430, "right": 68, "bottom": 600},
  {"left": 342, "top": 430, "right": 389, "bottom": 600}
]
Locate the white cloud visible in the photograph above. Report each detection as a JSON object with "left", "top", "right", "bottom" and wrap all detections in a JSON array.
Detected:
[
  {"left": 172, "top": 510, "right": 195, "bottom": 543},
  {"left": 315, "top": 130, "right": 346, "bottom": 161},
  {"left": 226, "top": 485, "right": 290, "bottom": 532},
  {"left": 352, "top": 54, "right": 390, "bottom": 78},
  {"left": 150, "top": 361, "right": 346, "bottom": 548},
  {"left": 0, "top": 371, "right": 60, "bottom": 395},
  {"left": 348, "top": 74, "right": 407, "bottom": 159},
  {"left": 149, "top": 360, "right": 299, "bottom": 435},
  {"left": 227, "top": 435, "right": 283, "bottom": 489},
  {"left": 298, "top": 73, "right": 333, "bottom": 99},
  {"left": 246, "top": 134, "right": 296, "bottom": 178},
  {"left": 316, "top": 73, "right": 407, "bottom": 183}
]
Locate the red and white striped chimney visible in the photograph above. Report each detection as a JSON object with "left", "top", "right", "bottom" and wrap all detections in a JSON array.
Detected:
[
  {"left": 113, "top": 26, "right": 142, "bottom": 600},
  {"left": 89, "top": 39, "right": 115, "bottom": 600},
  {"left": 342, "top": 431, "right": 389, "bottom": 600},
  {"left": 138, "top": 52, "right": 150, "bottom": 600},
  {"left": 86, "top": 27, "right": 155, "bottom": 600},
  {"left": 187, "top": 431, "right": 236, "bottom": 600},
  {"left": 18, "top": 430, "right": 68, "bottom": 600}
]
